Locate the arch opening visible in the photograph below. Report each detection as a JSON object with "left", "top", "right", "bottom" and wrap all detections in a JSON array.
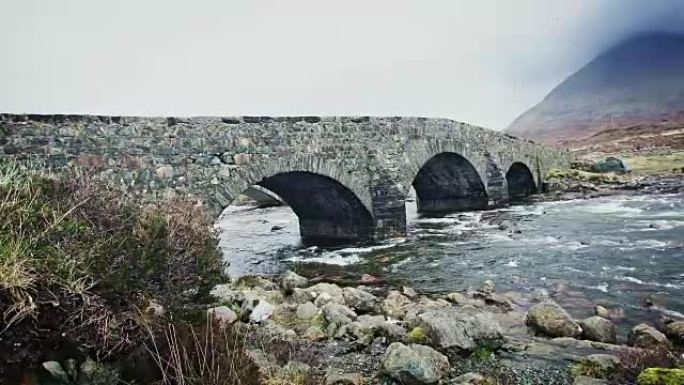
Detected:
[
  {"left": 251, "top": 171, "right": 375, "bottom": 246},
  {"left": 412, "top": 152, "right": 488, "bottom": 214},
  {"left": 506, "top": 162, "right": 537, "bottom": 200}
]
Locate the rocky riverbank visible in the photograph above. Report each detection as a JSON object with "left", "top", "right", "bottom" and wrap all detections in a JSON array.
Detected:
[{"left": 189, "top": 272, "right": 684, "bottom": 385}]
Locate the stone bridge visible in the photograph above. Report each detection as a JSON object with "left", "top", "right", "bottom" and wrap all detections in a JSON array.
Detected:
[{"left": 0, "top": 114, "right": 571, "bottom": 245}]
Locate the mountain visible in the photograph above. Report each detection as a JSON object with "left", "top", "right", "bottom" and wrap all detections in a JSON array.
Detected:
[{"left": 506, "top": 33, "right": 684, "bottom": 144}]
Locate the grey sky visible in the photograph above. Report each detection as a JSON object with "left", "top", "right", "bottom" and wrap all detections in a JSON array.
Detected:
[{"left": 2, "top": 1, "right": 683, "bottom": 130}]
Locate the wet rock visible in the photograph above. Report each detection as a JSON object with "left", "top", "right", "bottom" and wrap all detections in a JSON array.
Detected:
[
  {"left": 296, "top": 302, "right": 320, "bottom": 321},
  {"left": 649, "top": 223, "right": 664, "bottom": 229},
  {"left": 207, "top": 306, "right": 238, "bottom": 326},
  {"left": 382, "top": 291, "right": 412, "bottom": 319},
  {"left": 479, "top": 280, "right": 496, "bottom": 295},
  {"left": 580, "top": 316, "right": 617, "bottom": 343},
  {"left": 629, "top": 323, "right": 671, "bottom": 350},
  {"left": 382, "top": 342, "right": 450, "bottom": 385},
  {"left": 527, "top": 300, "right": 583, "bottom": 338},
  {"left": 445, "top": 292, "right": 467, "bottom": 305},
  {"left": 641, "top": 294, "right": 667, "bottom": 309},
  {"left": 280, "top": 270, "right": 308, "bottom": 293},
  {"left": 484, "top": 293, "right": 513, "bottom": 310},
  {"left": 417, "top": 308, "right": 503, "bottom": 353},
  {"left": 342, "top": 287, "right": 380, "bottom": 313},
  {"left": 453, "top": 372, "right": 485, "bottom": 385},
  {"left": 403, "top": 286, "right": 418, "bottom": 299},
  {"left": 664, "top": 321, "right": 684, "bottom": 344},
  {"left": 325, "top": 371, "right": 365, "bottom": 385},
  {"left": 361, "top": 274, "right": 381, "bottom": 284},
  {"left": 249, "top": 300, "right": 275, "bottom": 323},
  {"left": 594, "top": 305, "right": 625, "bottom": 320}
]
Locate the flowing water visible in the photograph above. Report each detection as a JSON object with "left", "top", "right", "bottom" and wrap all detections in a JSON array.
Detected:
[{"left": 218, "top": 192, "right": 684, "bottom": 330}]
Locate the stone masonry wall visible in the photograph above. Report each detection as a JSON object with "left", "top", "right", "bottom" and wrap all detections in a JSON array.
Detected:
[{"left": 0, "top": 114, "right": 572, "bottom": 243}]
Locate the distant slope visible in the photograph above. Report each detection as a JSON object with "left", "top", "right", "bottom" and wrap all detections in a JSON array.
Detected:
[{"left": 506, "top": 33, "right": 684, "bottom": 143}]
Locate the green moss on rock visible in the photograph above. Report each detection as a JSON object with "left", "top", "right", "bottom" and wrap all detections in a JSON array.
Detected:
[
  {"left": 637, "top": 368, "right": 684, "bottom": 385},
  {"left": 407, "top": 327, "right": 428, "bottom": 344}
]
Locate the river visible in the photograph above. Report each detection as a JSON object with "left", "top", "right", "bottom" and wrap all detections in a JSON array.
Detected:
[{"left": 217, "top": 191, "right": 684, "bottom": 332}]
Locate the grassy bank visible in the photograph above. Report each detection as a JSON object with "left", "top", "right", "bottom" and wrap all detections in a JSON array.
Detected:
[{"left": 0, "top": 161, "right": 227, "bottom": 380}]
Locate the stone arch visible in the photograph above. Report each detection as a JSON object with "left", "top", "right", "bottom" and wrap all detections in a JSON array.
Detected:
[
  {"left": 212, "top": 155, "right": 375, "bottom": 245},
  {"left": 410, "top": 152, "right": 489, "bottom": 213},
  {"left": 506, "top": 162, "right": 537, "bottom": 199}
]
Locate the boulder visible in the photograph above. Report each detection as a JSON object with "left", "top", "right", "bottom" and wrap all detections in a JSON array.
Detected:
[
  {"left": 271, "top": 303, "right": 297, "bottom": 326},
  {"left": 382, "top": 291, "right": 413, "bottom": 319},
  {"left": 664, "top": 320, "right": 684, "bottom": 345},
  {"left": 628, "top": 324, "right": 671, "bottom": 350},
  {"left": 594, "top": 305, "right": 625, "bottom": 320},
  {"left": 207, "top": 306, "right": 238, "bottom": 326},
  {"left": 210, "top": 284, "right": 243, "bottom": 304},
  {"left": 342, "top": 287, "right": 381, "bottom": 313},
  {"left": 445, "top": 292, "right": 468, "bottom": 305},
  {"left": 307, "top": 283, "right": 344, "bottom": 302},
  {"left": 483, "top": 293, "right": 513, "bottom": 310},
  {"left": 234, "top": 275, "right": 277, "bottom": 291},
  {"left": 249, "top": 300, "right": 275, "bottom": 323},
  {"left": 322, "top": 302, "right": 357, "bottom": 334},
  {"left": 296, "top": 302, "right": 320, "bottom": 321},
  {"left": 302, "top": 325, "right": 327, "bottom": 341},
  {"left": 382, "top": 343, "right": 450, "bottom": 385},
  {"left": 403, "top": 286, "right": 419, "bottom": 299},
  {"left": 580, "top": 316, "right": 617, "bottom": 343},
  {"left": 379, "top": 322, "right": 408, "bottom": 342},
  {"left": 479, "top": 280, "right": 496, "bottom": 295},
  {"left": 314, "top": 292, "right": 335, "bottom": 307},
  {"left": 527, "top": 300, "right": 582, "bottom": 338},
  {"left": 417, "top": 308, "right": 503, "bottom": 352},
  {"left": 572, "top": 354, "right": 620, "bottom": 379},
  {"left": 281, "top": 271, "right": 308, "bottom": 292}
]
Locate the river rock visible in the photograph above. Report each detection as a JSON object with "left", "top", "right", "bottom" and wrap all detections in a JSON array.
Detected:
[
  {"left": 383, "top": 291, "right": 413, "bottom": 319},
  {"left": 526, "top": 300, "right": 583, "bottom": 338},
  {"left": 210, "top": 284, "right": 243, "bottom": 304},
  {"left": 382, "top": 343, "right": 450, "bottom": 385},
  {"left": 207, "top": 306, "right": 238, "bottom": 326},
  {"left": 249, "top": 300, "right": 275, "bottom": 323},
  {"left": 296, "top": 301, "right": 320, "bottom": 321},
  {"left": 594, "top": 305, "right": 625, "bottom": 320},
  {"left": 342, "top": 287, "right": 380, "bottom": 313},
  {"left": 322, "top": 302, "right": 357, "bottom": 334},
  {"left": 576, "top": 354, "right": 621, "bottom": 378},
  {"left": 308, "top": 283, "right": 344, "bottom": 302},
  {"left": 445, "top": 292, "right": 468, "bottom": 305},
  {"left": 417, "top": 308, "right": 503, "bottom": 352},
  {"left": 281, "top": 271, "right": 308, "bottom": 293},
  {"left": 628, "top": 323, "right": 671, "bottom": 350},
  {"left": 664, "top": 320, "right": 684, "bottom": 344},
  {"left": 403, "top": 286, "right": 418, "bottom": 299},
  {"left": 325, "top": 371, "right": 365, "bottom": 385},
  {"left": 580, "top": 316, "right": 617, "bottom": 343},
  {"left": 479, "top": 280, "right": 496, "bottom": 295},
  {"left": 484, "top": 293, "right": 513, "bottom": 310},
  {"left": 453, "top": 372, "right": 485, "bottom": 385}
]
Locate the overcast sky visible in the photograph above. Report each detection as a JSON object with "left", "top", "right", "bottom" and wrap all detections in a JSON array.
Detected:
[{"left": 1, "top": 1, "right": 683, "bottom": 130}]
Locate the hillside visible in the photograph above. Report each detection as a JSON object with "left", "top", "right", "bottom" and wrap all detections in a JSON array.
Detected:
[{"left": 506, "top": 33, "right": 684, "bottom": 144}]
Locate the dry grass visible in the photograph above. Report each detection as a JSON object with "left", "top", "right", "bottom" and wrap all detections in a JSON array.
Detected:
[
  {"left": 0, "top": 161, "right": 227, "bottom": 373},
  {"left": 144, "top": 318, "right": 259, "bottom": 385}
]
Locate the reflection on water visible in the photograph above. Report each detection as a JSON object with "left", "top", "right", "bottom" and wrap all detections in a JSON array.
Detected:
[{"left": 218, "top": 192, "right": 684, "bottom": 328}]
